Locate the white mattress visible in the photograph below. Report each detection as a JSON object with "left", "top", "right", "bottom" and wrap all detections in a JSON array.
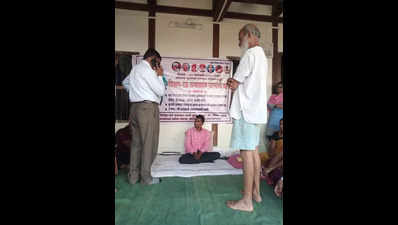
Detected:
[{"left": 151, "top": 155, "right": 243, "bottom": 178}]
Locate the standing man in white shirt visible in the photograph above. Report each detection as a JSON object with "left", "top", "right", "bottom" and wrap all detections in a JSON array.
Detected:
[
  {"left": 226, "top": 24, "right": 268, "bottom": 212},
  {"left": 122, "top": 48, "right": 165, "bottom": 185}
]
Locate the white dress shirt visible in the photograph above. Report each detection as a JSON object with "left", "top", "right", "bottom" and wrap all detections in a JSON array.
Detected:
[
  {"left": 229, "top": 46, "right": 268, "bottom": 124},
  {"left": 122, "top": 60, "right": 165, "bottom": 104}
]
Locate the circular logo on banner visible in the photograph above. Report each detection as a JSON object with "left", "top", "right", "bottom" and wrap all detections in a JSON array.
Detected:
[
  {"left": 207, "top": 64, "right": 215, "bottom": 73},
  {"left": 199, "top": 64, "right": 206, "bottom": 72},
  {"left": 191, "top": 64, "right": 197, "bottom": 72},
  {"left": 216, "top": 65, "right": 223, "bottom": 73},
  {"left": 182, "top": 63, "right": 190, "bottom": 72},
  {"left": 172, "top": 62, "right": 181, "bottom": 72}
]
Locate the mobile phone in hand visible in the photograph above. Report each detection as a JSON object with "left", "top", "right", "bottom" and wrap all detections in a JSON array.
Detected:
[{"left": 150, "top": 58, "right": 157, "bottom": 68}]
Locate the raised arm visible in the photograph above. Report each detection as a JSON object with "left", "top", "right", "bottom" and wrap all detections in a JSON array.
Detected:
[{"left": 143, "top": 65, "right": 166, "bottom": 97}]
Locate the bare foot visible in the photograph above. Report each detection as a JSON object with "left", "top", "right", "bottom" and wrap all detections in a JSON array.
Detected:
[
  {"left": 226, "top": 200, "right": 253, "bottom": 212},
  {"left": 240, "top": 190, "right": 262, "bottom": 202}
]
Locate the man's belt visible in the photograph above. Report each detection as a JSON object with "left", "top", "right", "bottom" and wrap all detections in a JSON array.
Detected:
[{"left": 131, "top": 100, "right": 158, "bottom": 105}]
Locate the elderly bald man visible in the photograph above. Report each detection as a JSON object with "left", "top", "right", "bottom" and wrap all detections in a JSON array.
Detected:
[{"left": 226, "top": 24, "right": 269, "bottom": 212}]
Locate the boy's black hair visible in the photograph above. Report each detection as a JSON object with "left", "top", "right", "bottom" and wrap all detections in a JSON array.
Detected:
[{"left": 196, "top": 115, "right": 205, "bottom": 123}]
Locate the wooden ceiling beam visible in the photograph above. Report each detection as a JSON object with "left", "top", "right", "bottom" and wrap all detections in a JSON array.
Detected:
[
  {"left": 147, "top": 0, "right": 156, "bottom": 48},
  {"left": 114, "top": 1, "right": 282, "bottom": 23},
  {"left": 224, "top": 11, "right": 282, "bottom": 23},
  {"left": 213, "top": 0, "right": 222, "bottom": 20},
  {"left": 156, "top": 5, "right": 212, "bottom": 17},
  {"left": 232, "top": 0, "right": 275, "bottom": 5},
  {"left": 115, "top": 1, "right": 149, "bottom": 11},
  {"left": 272, "top": 0, "right": 283, "bottom": 17},
  {"left": 148, "top": 0, "right": 156, "bottom": 17},
  {"left": 213, "top": 0, "right": 233, "bottom": 22}
]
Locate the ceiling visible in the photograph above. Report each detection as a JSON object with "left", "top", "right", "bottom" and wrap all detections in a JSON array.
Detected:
[{"left": 116, "top": 0, "right": 283, "bottom": 23}]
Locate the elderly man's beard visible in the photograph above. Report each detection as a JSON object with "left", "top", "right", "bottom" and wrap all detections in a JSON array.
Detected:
[{"left": 240, "top": 37, "right": 249, "bottom": 57}]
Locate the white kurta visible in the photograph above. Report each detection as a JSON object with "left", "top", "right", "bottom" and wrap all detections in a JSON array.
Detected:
[{"left": 229, "top": 46, "right": 268, "bottom": 124}]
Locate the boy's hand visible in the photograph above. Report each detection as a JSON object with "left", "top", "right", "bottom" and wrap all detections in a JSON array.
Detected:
[{"left": 194, "top": 150, "right": 202, "bottom": 160}]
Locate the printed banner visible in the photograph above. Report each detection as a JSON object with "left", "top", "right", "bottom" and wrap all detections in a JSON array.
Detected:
[{"left": 136, "top": 56, "right": 233, "bottom": 123}]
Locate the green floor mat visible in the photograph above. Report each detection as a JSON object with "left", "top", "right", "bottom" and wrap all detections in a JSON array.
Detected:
[{"left": 115, "top": 170, "right": 283, "bottom": 225}]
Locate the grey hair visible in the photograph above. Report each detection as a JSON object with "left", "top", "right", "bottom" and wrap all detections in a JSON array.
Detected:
[{"left": 240, "top": 24, "right": 261, "bottom": 39}]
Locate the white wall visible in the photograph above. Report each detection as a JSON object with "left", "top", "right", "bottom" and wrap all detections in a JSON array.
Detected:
[
  {"left": 115, "top": 9, "right": 148, "bottom": 53},
  {"left": 115, "top": 8, "right": 282, "bottom": 154},
  {"left": 155, "top": 13, "right": 213, "bottom": 58},
  {"left": 228, "top": 2, "right": 272, "bottom": 15},
  {"left": 157, "top": 0, "right": 212, "bottom": 9}
]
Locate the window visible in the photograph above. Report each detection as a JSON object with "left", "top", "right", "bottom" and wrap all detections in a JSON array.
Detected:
[{"left": 115, "top": 51, "right": 139, "bottom": 122}]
